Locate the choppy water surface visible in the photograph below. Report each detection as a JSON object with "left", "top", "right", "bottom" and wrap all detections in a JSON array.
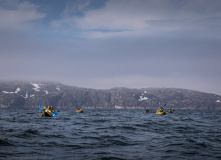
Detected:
[{"left": 1, "top": 109, "right": 221, "bottom": 160}]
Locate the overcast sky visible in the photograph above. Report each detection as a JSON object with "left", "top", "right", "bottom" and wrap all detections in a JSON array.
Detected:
[{"left": 0, "top": 0, "right": 221, "bottom": 95}]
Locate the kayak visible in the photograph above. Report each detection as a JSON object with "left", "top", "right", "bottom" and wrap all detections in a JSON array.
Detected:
[
  {"left": 144, "top": 111, "right": 150, "bottom": 113},
  {"left": 39, "top": 103, "right": 58, "bottom": 117},
  {"left": 41, "top": 109, "right": 56, "bottom": 117},
  {"left": 76, "top": 109, "right": 83, "bottom": 113},
  {"left": 156, "top": 108, "right": 166, "bottom": 115},
  {"left": 156, "top": 111, "right": 166, "bottom": 115},
  {"left": 167, "top": 110, "right": 173, "bottom": 113},
  {"left": 41, "top": 111, "right": 52, "bottom": 117}
]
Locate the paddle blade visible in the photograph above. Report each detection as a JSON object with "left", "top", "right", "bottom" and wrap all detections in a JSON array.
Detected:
[
  {"left": 52, "top": 113, "right": 56, "bottom": 117},
  {"left": 54, "top": 112, "right": 58, "bottom": 115},
  {"left": 39, "top": 107, "right": 43, "bottom": 110}
]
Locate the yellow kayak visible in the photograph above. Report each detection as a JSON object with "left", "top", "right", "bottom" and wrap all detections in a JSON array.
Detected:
[
  {"left": 156, "top": 108, "right": 166, "bottom": 115},
  {"left": 76, "top": 108, "right": 83, "bottom": 113},
  {"left": 41, "top": 109, "right": 53, "bottom": 117}
]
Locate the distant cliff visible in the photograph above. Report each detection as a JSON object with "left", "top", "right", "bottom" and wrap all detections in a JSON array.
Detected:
[{"left": 0, "top": 81, "right": 221, "bottom": 109}]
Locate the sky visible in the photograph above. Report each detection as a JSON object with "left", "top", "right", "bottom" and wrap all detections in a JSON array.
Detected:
[{"left": 0, "top": 0, "right": 221, "bottom": 95}]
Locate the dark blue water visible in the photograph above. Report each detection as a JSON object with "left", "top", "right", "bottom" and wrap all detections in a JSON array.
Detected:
[{"left": 1, "top": 109, "right": 221, "bottom": 160}]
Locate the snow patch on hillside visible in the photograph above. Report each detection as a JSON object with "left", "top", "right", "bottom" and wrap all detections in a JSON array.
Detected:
[
  {"left": 30, "top": 83, "right": 40, "bottom": 91},
  {"left": 138, "top": 96, "right": 149, "bottom": 101},
  {"left": 2, "top": 87, "right": 21, "bottom": 94},
  {"left": 56, "top": 86, "right": 60, "bottom": 91},
  {"left": 15, "top": 88, "right": 20, "bottom": 93},
  {"left": 44, "top": 90, "right": 49, "bottom": 94},
  {"left": 21, "top": 92, "right": 28, "bottom": 99}
]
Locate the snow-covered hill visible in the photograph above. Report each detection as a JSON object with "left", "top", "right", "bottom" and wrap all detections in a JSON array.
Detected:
[{"left": 0, "top": 81, "right": 221, "bottom": 109}]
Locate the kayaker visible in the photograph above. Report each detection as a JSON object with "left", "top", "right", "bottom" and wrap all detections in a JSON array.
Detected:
[
  {"left": 168, "top": 108, "right": 173, "bottom": 113},
  {"left": 50, "top": 106, "right": 54, "bottom": 112},
  {"left": 145, "top": 108, "right": 149, "bottom": 113},
  {"left": 47, "top": 106, "right": 51, "bottom": 112}
]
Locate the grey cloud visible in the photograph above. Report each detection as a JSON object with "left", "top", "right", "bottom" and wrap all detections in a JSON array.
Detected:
[{"left": 0, "top": 0, "right": 221, "bottom": 95}]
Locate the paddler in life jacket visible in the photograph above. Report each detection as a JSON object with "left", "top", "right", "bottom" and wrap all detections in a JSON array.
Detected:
[
  {"left": 159, "top": 107, "right": 164, "bottom": 112},
  {"left": 156, "top": 107, "right": 166, "bottom": 115},
  {"left": 47, "top": 106, "right": 51, "bottom": 112},
  {"left": 76, "top": 107, "right": 83, "bottom": 113},
  {"left": 144, "top": 108, "right": 149, "bottom": 113},
  {"left": 50, "top": 106, "right": 54, "bottom": 112},
  {"left": 168, "top": 108, "right": 173, "bottom": 113},
  {"left": 43, "top": 107, "right": 46, "bottom": 113}
]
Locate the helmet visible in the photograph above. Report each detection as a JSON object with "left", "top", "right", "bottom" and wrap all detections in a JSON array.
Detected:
[{"left": 43, "top": 107, "right": 46, "bottom": 109}]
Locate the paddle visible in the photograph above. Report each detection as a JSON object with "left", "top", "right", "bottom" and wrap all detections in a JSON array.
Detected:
[
  {"left": 53, "top": 111, "right": 58, "bottom": 115},
  {"left": 39, "top": 102, "right": 44, "bottom": 109},
  {"left": 51, "top": 113, "right": 56, "bottom": 117}
]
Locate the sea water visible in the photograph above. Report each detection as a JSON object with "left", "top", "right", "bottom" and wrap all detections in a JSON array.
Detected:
[{"left": 0, "top": 109, "right": 221, "bottom": 160}]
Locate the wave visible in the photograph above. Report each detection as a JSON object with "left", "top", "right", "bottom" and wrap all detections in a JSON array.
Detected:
[
  {"left": 0, "top": 139, "right": 14, "bottom": 146},
  {"left": 1, "top": 109, "right": 221, "bottom": 160}
]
